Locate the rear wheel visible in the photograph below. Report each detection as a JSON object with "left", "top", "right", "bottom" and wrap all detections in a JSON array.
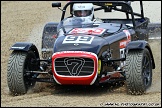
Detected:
[
  {"left": 42, "top": 32, "right": 56, "bottom": 59},
  {"left": 125, "top": 48, "right": 152, "bottom": 95},
  {"left": 7, "top": 50, "right": 39, "bottom": 96},
  {"left": 41, "top": 24, "right": 57, "bottom": 59}
]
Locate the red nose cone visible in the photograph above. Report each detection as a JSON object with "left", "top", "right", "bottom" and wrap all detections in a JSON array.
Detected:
[{"left": 52, "top": 51, "right": 98, "bottom": 85}]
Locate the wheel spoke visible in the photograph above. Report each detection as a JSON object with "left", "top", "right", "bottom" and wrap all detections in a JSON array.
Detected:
[
  {"left": 143, "top": 56, "right": 149, "bottom": 69},
  {"left": 143, "top": 69, "right": 150, "bottom": 86},
  {"left": 142, "top": 54, "right": 151, "bottom": 86}
]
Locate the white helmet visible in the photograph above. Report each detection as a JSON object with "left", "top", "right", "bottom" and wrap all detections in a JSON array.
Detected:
[{"left": 73, "top": 3, "right": 94, "bottom": 21}]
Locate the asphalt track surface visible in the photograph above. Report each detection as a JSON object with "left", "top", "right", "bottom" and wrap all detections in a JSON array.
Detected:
[{"left": 1, "top": 1, "right": 161, "bottom": 107}]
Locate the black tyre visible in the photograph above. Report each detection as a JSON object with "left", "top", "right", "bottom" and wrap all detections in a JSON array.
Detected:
[
  {"left": 125, "top": 48, "right": 152, "bottom": 95},
  {"left": 7, "top": 50, "right": 39, "bottom": 96}
]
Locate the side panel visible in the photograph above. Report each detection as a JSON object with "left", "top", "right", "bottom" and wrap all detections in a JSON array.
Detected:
[{"left": 103, "top": 29, "right": 132, "bottom": 60}]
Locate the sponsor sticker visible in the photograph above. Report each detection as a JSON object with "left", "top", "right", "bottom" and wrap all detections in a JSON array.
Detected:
[
  {"left": 119, "top": 30, "right": 131, "bottom": 48},
  {"left": 69, "top": 28, "right": 106, "bottom": 35}
]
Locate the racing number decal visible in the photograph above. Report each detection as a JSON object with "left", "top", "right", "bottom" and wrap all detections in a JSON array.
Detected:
[
  {"left": 120, "top": 48, "right": 125, "bottom": 58},
  {"left": 62, "top": 36, "right": 94, "bottom": 44},
  {"left": 119, "top": 30, "right": 131, "bottom": 67},
  {"left": 120, "top": 48, "right": 125, "bottom": 67}
]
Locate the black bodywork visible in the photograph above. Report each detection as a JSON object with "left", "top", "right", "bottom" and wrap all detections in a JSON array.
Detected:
[{"left": 7, "top": 1, "right": 155, "bottom": 95}]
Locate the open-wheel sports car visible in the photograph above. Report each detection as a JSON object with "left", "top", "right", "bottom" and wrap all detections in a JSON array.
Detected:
[{"left": 7, "top": 1, "right": 155, "bottom": 96}]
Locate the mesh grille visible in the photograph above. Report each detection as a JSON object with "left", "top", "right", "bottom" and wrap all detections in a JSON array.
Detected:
[{"left": 54, "top": 57, "right": 94, "bottom": 76}]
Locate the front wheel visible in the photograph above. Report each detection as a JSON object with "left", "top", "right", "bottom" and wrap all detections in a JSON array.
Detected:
[
  {"left": 7, "top": 50, "right": 39, "bottom": 96},
  {"left": 125, "top": 48, "right": 152, "bottom": 95}
]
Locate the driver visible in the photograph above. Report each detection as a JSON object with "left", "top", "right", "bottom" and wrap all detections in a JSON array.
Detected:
[
  {"left": 57, "top": 3, "right": 102, "bottom": 36},
  {"left": 73, "top": 3, "right": 102, "bottom": 23}
]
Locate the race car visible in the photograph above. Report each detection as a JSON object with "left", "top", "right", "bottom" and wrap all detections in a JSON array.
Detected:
[{"left": 7, "top": 1, "right": 155, "bottom": 96}]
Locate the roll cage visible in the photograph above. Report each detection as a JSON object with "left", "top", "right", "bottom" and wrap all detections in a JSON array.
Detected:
[{"left": 52, "top": 1, "right": 145, "bottom": 28}]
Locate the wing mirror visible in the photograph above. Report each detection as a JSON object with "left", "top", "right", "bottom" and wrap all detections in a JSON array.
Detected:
[{"left": 52, "top": 2, "right": 61, "bottom": 7}]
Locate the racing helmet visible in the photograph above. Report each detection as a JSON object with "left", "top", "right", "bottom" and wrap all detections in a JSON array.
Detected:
[{"left": 73, "top": 3, "right": 94, "bottom": 21}]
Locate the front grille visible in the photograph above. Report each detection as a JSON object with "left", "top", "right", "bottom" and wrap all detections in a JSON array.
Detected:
[{"left": 54, "top": 57, "right": 94, "bottom": 76}]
